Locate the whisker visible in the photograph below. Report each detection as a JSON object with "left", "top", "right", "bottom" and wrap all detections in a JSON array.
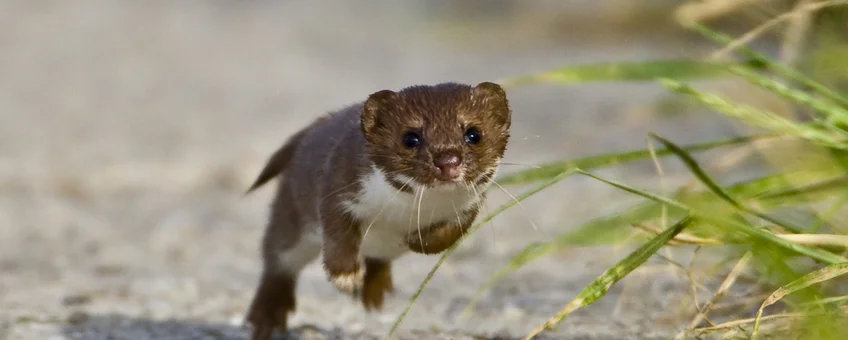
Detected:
[
  {"left": 469, "top": 181, "right": 486, "bottom": 214},
  {"left": 407, "top": 187, "right": 418, "bottom": 238},
  {"left": 468, "top": 179, "right": 479, "bottom": 198},
  {"left": 361, "top": 175, "right": 414, "bottom": 242},
  {"left": 416, "top": 186, "right": 426, "bottom": 253},
  {"left": 491, "top": 179, "right": 540, "bottom": 232},
  {"left": 320, "top": 181, "right": 359, "bottom": 201},
  {"left": 500, "top": 161, "right": 542, "bottom": 169},
  {"left": 470, "top": 181, "right": 497, "bottom": 249},
  {"left": 319, "top": 167, "right": 413, "bottom": 202},
  {"left": 451, "top": 199, "right": 463, "bottom": 234},
  {"left": 468, "top": 166, "right": 496, "bottom": 188}
]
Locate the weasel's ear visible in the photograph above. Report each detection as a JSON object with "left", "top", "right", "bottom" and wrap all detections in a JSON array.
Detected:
[
  {"left": 362, "top": 89, "right": 397, "bottom": 135},
  {"left": 472, "top": 82, "right": 510, "bottom": 125}
]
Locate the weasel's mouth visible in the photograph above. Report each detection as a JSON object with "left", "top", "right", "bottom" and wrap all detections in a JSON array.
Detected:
[
  {"left": 430, "top": 180, "right": 462, "bottom": 191},
  {"left": 436, "top": 175, "right": 462, "bottom": 182},
  {"left": 429, "top": 173, "right": 467, "bottom": 190},
  {"left": 434, "top": 171, "right": 464, "bottom": 183}
]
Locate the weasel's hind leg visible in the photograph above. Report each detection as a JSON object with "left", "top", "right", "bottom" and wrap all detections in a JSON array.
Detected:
[
  {"left": 246, "top": 271, "right": 296, "bottom": 340},
  {"left": 247, "top": 225, "right": 320, "bottom": 340},
  {"left": 247, "top": 187, "right": 321, "bottom": 340},
  {"left": 361, "top": 258, "right": 393, "bottom": 310}
]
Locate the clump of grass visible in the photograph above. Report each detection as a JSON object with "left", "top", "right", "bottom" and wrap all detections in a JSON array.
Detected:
[
  {"left": 498, "top": 59, "right": 734, "bottom": 87},
  {"left": 388, "top": 4, "right": 848, "bottom": 339},
  {"left": 524, "top": 214, "right": 696, "bottom": 339}
]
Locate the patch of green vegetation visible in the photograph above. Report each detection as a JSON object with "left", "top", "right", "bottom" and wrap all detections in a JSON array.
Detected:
[{"left": 389, "top": 4, "right": 848, "bottom": 339}]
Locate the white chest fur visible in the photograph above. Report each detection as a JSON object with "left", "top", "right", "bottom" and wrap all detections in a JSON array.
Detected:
[{"left": 342, "top": 166, "right": 481, "bottom": 259}]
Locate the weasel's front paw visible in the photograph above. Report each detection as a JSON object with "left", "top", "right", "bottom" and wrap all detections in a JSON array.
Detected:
[
  {"left": 329, "top": 265, "right": 365, "bottom": 295},
  {"left": 406, "top": 224, "right": 461, "bottom": 254}
]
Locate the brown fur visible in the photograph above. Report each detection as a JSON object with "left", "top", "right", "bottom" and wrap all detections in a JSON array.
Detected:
[
  {"left": 361, "top": 258, "right": 393, "bottom": 310},
  {"left": 362, "top": 83, "right": 510, "bottom": 188},
  {"left": 245, "top": 82, "right": 510, "bottom": 340},
  {"left": 245, "top": 272, "right": 295, "bottom": 340},
  {"left": 406, "top": 205, "right": 479, "bottom": 254}
]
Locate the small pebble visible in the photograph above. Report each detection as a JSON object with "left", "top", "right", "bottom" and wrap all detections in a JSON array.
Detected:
[
  {"left": 62, "top": 294, "right": 92, "bottom": 306},
  {"left": 66, "top": 311, "right": 89, "bottom": 324}
]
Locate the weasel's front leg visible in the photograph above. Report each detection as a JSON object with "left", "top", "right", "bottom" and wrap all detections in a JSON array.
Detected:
[
  {"left": 406, "top": 208, "right": 478, "bottom": 254},
  {"left": 361, "top": 258, "right": 393, "bottom": 310},
  {"left": 320, "top": 205, "right": 365, "bottom": 294}
]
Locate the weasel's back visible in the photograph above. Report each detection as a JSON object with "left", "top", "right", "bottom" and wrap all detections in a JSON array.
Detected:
[{"left": 247, "top": 104, "right": 366, "bottom": 194}]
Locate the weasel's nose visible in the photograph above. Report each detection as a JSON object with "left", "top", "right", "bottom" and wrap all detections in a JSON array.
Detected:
[{"left": 434, "top": 152, "right": 462, "bottom": 180}]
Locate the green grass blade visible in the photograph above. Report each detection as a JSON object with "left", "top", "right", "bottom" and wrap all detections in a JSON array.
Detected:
[
  {"left": 650, "top": 134, "right": 739, "bottom": 205},
  {"left": 386, "top": 169, "right": 577, "bottom": 339},
  {"left": 752, "top": 263, "right": 848, "bottom": 339},
  {"left": 462, "top": 202, "right": 657, "bottom": 315},
  {"left": 727, "top": 65, "right": 848, "bottom": 127},
  {"left": 660, "top": 78, "right": 846, "bottom": 148},
  {"left": 579, "top": 170, "right": 847, "bottom": 264},
  {"left": 689, "top": 23, "right": 848, "bottom": 109},
  {"left": 759, "top": 174, "right": 848, "bottom": 202},
  {"left": 470, "top": 169, "right": 845, "bottom": 316},
  {"left": 523, "top": 216, "right": 695, "bottom": 339},
  {"left": 471, "top": 178, "right": 751, "bottom": 309},
  {"left": 498, "top": 59, "right": 730, "bottom": 87},
  {"left": 651, "top": 133, "right": 805, "bottom": 233},
  {"left": 803, "top": 295, "right": 848, "bottom": 307},
  {"left": 577, "top": 170, "right": 686, "bottom": 209},
  {"left": 497, "top": 135, "right": 759, "bottom": 185}
]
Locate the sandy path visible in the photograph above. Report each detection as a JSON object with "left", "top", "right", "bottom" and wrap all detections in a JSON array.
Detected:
[{"left": 1, "top": 2, "right": 739, "bottom": 339}]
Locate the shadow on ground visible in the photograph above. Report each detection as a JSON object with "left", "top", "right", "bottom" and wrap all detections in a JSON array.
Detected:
[
  {"left": 60, "top": 314, "right": 347, "bottom": 340},
  {"left": 57, "top": 313, "right": 540, "bottom": 340}
]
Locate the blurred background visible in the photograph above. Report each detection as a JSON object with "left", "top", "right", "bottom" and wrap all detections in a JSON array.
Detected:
[{"left": 2, "top": 1, "right": 847, "bottom": 339}]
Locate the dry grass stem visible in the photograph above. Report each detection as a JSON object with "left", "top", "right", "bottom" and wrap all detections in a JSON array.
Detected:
[
  {"left": 633, "top": 223, "right": 722, "bottom": 245},
  {"left": 710, "top": 0, "right": 848, "bottom": 59},
  {"left": 776, "top": 233, "right": 848, "bottom": 248},
  {"left": 779, "top": 0, "right": 815, "bottom": 65},
  {"left": 689, "top": 252, "right": 752, "bottom": 328},
  {"left": 694, "top": 312, "right": 805, "bottom": 334}
]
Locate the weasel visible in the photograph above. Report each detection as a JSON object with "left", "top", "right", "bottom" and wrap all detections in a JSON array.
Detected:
[{"left": 244, "top": 82, "right": 511, "bottom": 340}]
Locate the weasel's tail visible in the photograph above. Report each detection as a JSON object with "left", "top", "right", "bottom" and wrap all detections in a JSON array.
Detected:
[{"left": 245, "top": 130, "right": 307, "bottom": 194}]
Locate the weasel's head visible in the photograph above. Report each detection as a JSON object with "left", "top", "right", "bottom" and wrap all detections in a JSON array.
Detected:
[{"left": 361, "top": 82, "right": 510, "bottom": 190}]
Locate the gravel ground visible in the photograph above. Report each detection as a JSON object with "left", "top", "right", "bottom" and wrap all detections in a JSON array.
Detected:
[{"left": 1, "top": 1, "right": 752, "bottom": 339}]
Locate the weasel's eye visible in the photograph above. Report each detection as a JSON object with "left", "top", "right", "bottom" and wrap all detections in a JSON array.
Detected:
[
  {"left": 402, "top": 131, "right": 422, "bottom": 148},
  {"left": 464, "top": 127, "right": 482, "bottom": 145}
]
